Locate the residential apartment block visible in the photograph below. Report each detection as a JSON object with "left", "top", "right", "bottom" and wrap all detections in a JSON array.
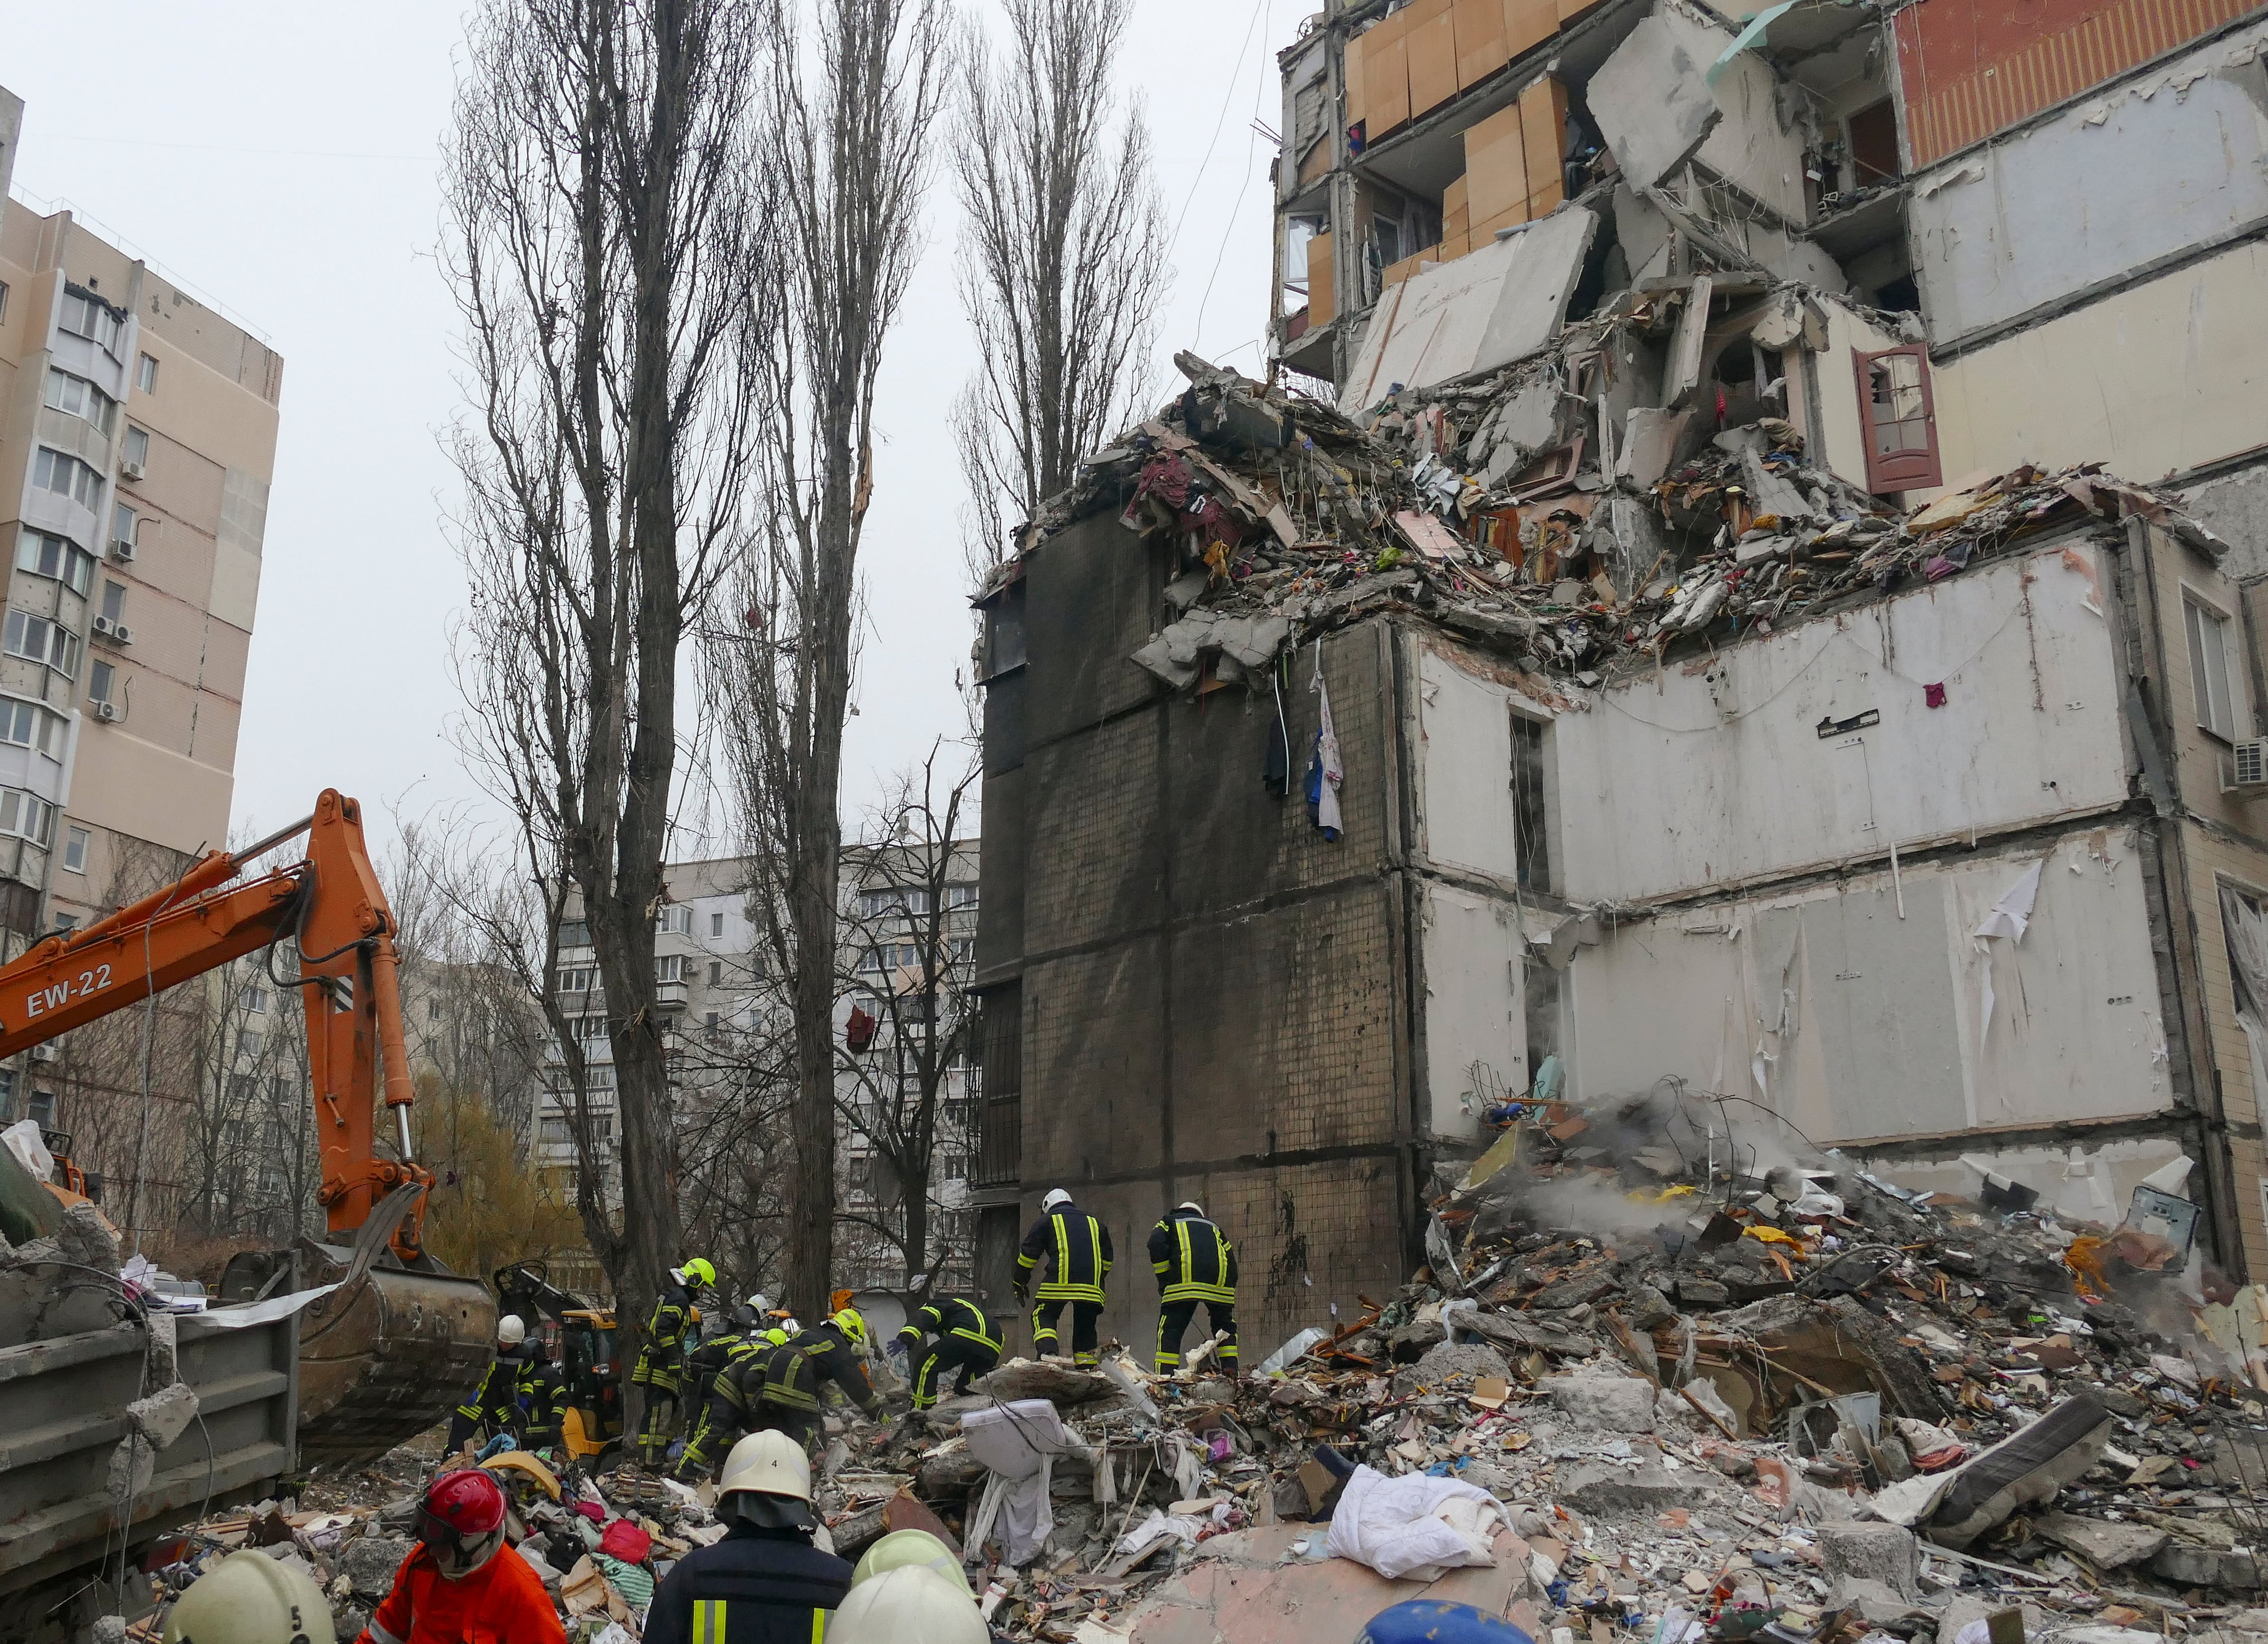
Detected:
[
  {"left": 971, "top": 0, "right": 2268, "bottom": 1354},
  {"left": 0, "top": 88, "right": 281, "bottom": 1231},
  {"left": 539, "top": 846, "right": 981, "bottom": 1304}
]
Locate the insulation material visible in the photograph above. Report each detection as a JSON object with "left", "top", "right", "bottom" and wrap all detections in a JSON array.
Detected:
[
  {"left": 1338, "top": 204, "right": 1598, "bottom": 411},
  {"left": 1456, "top": 0, "right": 1511, "bottom": 87},
  {"left": 1505, "top": 0, "right": 1560, "bottom": 59},
  {"left": 1462, "top": 102, "right": 1532, "bottom": 228},
  {"left": 1409, "top": 0, "right": 1463, "bottom": 119}
]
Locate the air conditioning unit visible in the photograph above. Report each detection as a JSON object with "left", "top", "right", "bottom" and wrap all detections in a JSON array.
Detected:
[
  {"left": 29, "top": 1045, "right": 57, "bottom": 1064},
  {"left": 2231, "top": 739, "right": 2268, "bottom": 792},
  {"left": 110, "top": 624, "right": 132, "bottom": 646},
  {"left": 110, "top": 538, "right": 136, "bottom": 563},
  {"left": 90, "top": 616, "right": 116, "bottom": 639},
  {"left": 95, "top": 701, "right": 118, "bottom": 723},
  {"left": 120, "top": 461, "right": 145, "bottom": 482}
]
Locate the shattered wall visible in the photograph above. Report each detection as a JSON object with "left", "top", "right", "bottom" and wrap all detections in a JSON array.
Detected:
[
  {"left": 1927, "top": 241, "right": 2268, "bottom": 488},
  {"left": 1555, "top": 539, "right": 2127, "bottom": 904},
  {"left": 1564, "top": 828, "right": 2176, "bottom": 1146},
  {"left": 1907, "top": 19, "right": 2268, "bottom": 349},
  {"left": 977, "top": 511, "right": 1430, "bottom": 1352}
]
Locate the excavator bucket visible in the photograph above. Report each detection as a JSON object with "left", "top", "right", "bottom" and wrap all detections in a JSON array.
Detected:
[{"left": 291, "top": 1241, "right": 497, "bottom": 1468}]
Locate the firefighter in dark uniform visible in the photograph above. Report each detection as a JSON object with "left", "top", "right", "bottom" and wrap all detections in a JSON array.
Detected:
[
  {"left": 1149, "top": 1199, "right": 1239, "bottom": 1374},
  {"left": 447, "top": 1314, "right": 531, "bottom": 1452},
  {"left": 681, "top": 1305, "right": 764, "bottom": 1444},
  {"left": 896, "top": 1295, "right": 1002, "bottom": 1410},
  {"left": 643, "top": 1431, "right": 854, "bottom": 1644},
  {"left": 1016, "top": 1188, "right": 1114, "bottom": 1367},
  {"left": 677, "top": 1346, "right": 767, "bottom": 1481},
  {"left": 517, "top": 1338, "right": 569, "bottom": 1451},
  {"left": 633, "top": 1257, "right": 713, "bottom": 1466},
  {"left": 750, "top": 1308, "right": 882, "bottom": 1455}
]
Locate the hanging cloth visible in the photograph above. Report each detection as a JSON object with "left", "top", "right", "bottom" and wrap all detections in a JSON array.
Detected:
[{"left": 1307, "top": 642, "right": 1345, "bottom": 840}]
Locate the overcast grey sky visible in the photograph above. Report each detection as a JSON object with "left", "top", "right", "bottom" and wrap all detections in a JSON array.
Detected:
[{"left": 5, "top": 0, "right": 1290, "bottom": 855}]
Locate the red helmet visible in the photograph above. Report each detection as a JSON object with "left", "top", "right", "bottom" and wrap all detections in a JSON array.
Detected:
[{"left": 416, "top": 1470, "right": 508, "bottom": 1578}]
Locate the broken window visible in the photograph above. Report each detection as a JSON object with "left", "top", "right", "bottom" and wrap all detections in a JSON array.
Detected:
[
  {"left": 974, "top": 982, "right": 1021, "bottom": 1187},
  {"left": 1853, "top": 345, "right": 1941, "bottom": 493},
  {"left": 1510, "top": 711, "right": 1553, "bottom": 892},
  {"left": 1846, "top": 100, "right": 1899, "bottom": 185},
  {"left": 2185, "top": 594, "right": 2240, "bottom": 743}
]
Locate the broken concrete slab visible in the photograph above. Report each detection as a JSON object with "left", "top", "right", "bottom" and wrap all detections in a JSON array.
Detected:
[
  {"left": 1339, "top": 207, "right": 1600, "bottom": 413},
  {"left": 2151, "top": 1541, "right": 2267, "bottom": 1590},
  {"left": 128, "top": 1381, "right": 200, "bottom": 1451},
  {"left": 2035, "top": 1511, "right": 2168, "bottom": 1570},
  {"left": 1820, "top": 1522, "right": 1921, "bottom": 1600},
  {"left": 1542, "top": 1374, "right": 1657, "bottom": 1431},
  {"left": 972, "top": 1359, "right": 1120, "bottom": 1407},
  {"left": 1619, "top": 407, "right": 1697, "bottom": 489},
  {"left": 1591, "top": 13, "right": 1725, "bottom": 189},
  {"left": 1558, "top": 1463, "right": 1715, "bottom": 1515}
]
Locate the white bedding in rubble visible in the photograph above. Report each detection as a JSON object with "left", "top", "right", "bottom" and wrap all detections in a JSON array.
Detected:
[{"left": 1325, "top": 1464, "right": 1509, "bottom": 1582}]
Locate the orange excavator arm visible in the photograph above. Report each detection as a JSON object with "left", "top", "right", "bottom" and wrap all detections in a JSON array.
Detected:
[{"left": 0, "top": 789, "right": 434, "bottom": 1260}]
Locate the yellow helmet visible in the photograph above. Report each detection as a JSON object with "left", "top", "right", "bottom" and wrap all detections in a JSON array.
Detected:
[
  {"left": 164, "top": 1550, "right": 336, "bottom": 1644},
  {"left": 680, "top": 1257, "right": 717, "bottom": 1289},
  {"left": 831, "top": 1307, "right": 868, "bottom": 1348}
]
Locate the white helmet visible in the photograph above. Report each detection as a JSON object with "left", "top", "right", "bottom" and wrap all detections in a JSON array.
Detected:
[
  {"left": 1042, "top": 1188, "right": 1073, "bottom": 1214},
  {"left": 1176, "top": 1200, "right": 1205, "bottom": 1217},
  {"left": 719, "top": 1429, "right": 812, "bottom": 1513},
  {"left": 497, "top": 1314, "right": 527, "bottom": 1347},
  {"left": 749, "top": 1292, "right": 772, "bottom": 1314},
  {"left": 164, "top": 1549, "right": 336, "bottom": 1644},
  {"left": 830, "top": 1565, "right": 987, "bottom": 1644}
]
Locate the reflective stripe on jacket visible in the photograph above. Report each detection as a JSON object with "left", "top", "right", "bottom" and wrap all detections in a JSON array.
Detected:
[
  {"left": 1149, "top": 1212, "right": 1238, "bottom": 1305},
  {"left": 1015, "top": 1206, "right": 1113, "bottom": 1304},
  {"left": 896, "top": 1296, "right": 1000, "bottom": 1355}
]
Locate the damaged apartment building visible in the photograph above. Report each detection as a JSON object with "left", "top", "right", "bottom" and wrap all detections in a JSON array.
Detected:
[{"left": 967, "top": 0, "right": 2268, "bottom": 1355}]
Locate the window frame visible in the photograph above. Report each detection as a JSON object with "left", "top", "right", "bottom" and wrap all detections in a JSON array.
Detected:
[
  {"left": 62, "top": 826, "right": 89, "bottom": 875},
  {"left": 136, "top": 353, "right": 159, "bottom": 394},
  {"left": 57, "top": 288, "right": 125, "bottom": 360},
  {"left": 43, "top": 368, "right": 118, "bottom": 435},
  {"left": 121, "top": 426, "right": 150, "bottom": 472},
  {"left": 18, "top": 528, "right": 96, "bottom": 596},
  {"left": 2184, "top": 590, "right": 2242, "bottom": 744},
  {"left": 4, "top": 611, "right": 82, "bottom": 680},
  {"left": 1853, "top": 344, "right": 1942, "bottom": 494},
  {"left": 88, "top": 661, "right": 116, "bottom": 707},
  {"left": 33, "top": 447, "right": 104, "bottom": 510}
]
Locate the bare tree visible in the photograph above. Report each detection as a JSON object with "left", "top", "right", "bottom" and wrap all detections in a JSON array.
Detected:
[
  {"left": 832, "top": 740, "right": 980, "bottom": 1290},
  {"left": 443, "top": 0, "right": 763, "bottom": 1373},
  {"left": 712, "top": 0, "right": 949, "bottom": 1320},
  {"left": 952, "top": 0, "right": 1167, "bottom": 576}
]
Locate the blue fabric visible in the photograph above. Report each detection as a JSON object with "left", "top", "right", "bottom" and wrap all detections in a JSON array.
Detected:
[{"left": 1359, "top": 1601, "right": 1537, "bottom": 1644}]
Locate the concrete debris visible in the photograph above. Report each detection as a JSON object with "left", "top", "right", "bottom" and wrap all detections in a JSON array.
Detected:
[
  {"left": 136, "top": 1079, "right": 2268, "bottom": 1642},
  {"left": 997, "top": 340, "right": 2219, "bottom": 719}
]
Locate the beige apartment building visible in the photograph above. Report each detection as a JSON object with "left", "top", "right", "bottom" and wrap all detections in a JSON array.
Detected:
[{"left": 0, "top": 88, "right": 281, "bottom": 1228}]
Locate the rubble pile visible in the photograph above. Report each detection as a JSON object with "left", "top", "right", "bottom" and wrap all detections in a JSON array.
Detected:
[
  {"left": 139, "top": 1097, "right": 2266, "bottom": 1643},
  {"left": 999, "top": 345, "right": 2221, "bottom": 702}
]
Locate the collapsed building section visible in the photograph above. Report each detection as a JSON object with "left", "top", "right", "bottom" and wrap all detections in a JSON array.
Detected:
[{"left": 970, "top": 0, "right": 2268, "bottom": 1355}]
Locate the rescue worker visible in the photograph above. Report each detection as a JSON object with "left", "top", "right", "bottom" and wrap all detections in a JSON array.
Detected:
[
  {"left": 1015, "top": 1188, "right": 1113, "bottom": 1367},
  {"left": 676, "top": 1336, "right": 768, "bottom": 1481},
  {"left": 356, "top": 1469, "right": 564, "bottom": 1644},
  {"left": 643, "top": 1431, "right": 854, "bottom": 1644},
  {"left": 516, "top": 1337, "right": 568, "bottom": 1453},
  {"left": 1148, "top": 1199, "right": 1239, "bottom": 1374},
  {"left": 831, "top": 1566, "right": 988, "bottom": 1644},
  {"left": 164, "top": 1549, "right": 335, "bottom": 1644},
  {"left": 896, "top": 1294, "right": 1001, "bottom": 1410},
  {"left": 447, "top": 1314, "right": 531, "bottom": 1454},
  {"left": 633, "top": 1257, "right": 713, "bottom": 1466},
  {"left": 751, "top": 1307, "right": 882, "bottom": 1454},
  {"left": 682, "top": 1304, "right": 765, "bottom": 1441}
]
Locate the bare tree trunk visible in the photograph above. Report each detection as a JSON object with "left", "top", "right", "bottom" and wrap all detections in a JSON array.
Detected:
[
  {"left": 445, "top": 0, "right": 762, "bottom": 1366},
  {"left": 712, "top": 0, "right": 947, "bottom": 1320},
  {"left": 952, "top": 0, "right": 1168, "bottom": 578}
]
